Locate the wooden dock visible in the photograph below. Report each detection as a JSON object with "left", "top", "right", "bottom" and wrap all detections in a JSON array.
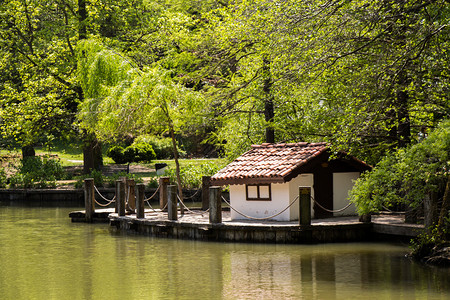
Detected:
[{"left": 69, "top": 209, "right": 423, "bottom": 243}]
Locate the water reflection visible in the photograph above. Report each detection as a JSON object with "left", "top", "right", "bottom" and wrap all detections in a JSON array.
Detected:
[{"left": 0, "top": 206, "right": 449, "bottom": 300}]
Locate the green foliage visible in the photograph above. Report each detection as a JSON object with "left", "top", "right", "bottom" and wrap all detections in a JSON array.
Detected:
[
  {"left": 127, "top": 142, "right": 157, "bottom": 162},
  {"left": 75, "top": 169, "right": 105, "bottom": 189},
  {"left": 9, "top": 156, "right": 67, "bottom": 189},
  {"left": 205, "top": 0, "right": 450, "bottom": 163},
  {"left": 106, "top": 145, "right": 127, "bottom": 164},
  {"left": 105, "top": 172, "right": 143, "bottom": 188},
  {"left": 410, "top": 225, "right": 448, "bottom": 260},
  {"left": 107, "top": 142, "right": 156, "bottom": 164},
  {"left": 134, "top": 135, "right": 186, "bottom": 159},
  {"left": 75, "top": 170, "right": 143, "bottom": 188},
  {"left": 165, "top": 160, "right": 226, "bottom": 189},
  {"left": 350, "top": 120, "right": 450, "bottom": 215},
  {"left": 0, "top": 168, "right": 7, "bottom": 188}
]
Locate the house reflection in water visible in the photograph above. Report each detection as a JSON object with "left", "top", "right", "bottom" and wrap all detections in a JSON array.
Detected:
[{"left": 221, "top": 244, "right": 447, "bottom": 299}]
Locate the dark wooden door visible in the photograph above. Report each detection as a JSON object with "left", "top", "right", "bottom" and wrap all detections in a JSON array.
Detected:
[{"left": 313, "top": 165, "right": 333, "bottom": 218}]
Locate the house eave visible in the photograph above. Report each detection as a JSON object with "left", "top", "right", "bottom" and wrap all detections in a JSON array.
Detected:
[{"left": 210, "top": 176, "right": 287, "bottom": 186}]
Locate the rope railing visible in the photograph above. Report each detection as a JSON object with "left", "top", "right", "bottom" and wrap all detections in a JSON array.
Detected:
[
  {"left": 221, "top": 195, "right": 299, "bottom": 221},
  {"left": 145, "top": 199, "right": 160, "bottom": 213},
  {"left": 182, "top": 188, "right": 202, "bottom": 200},
  {"left": 94, "top": 185, "right": 116, "bottom": 207},
  {"left": 177, "top": 195, "right": 208, "bottom": 216},
  {"left": 310, "top": 195, "right": 353, "bottom": 213},
  {"left": 144, "top": 184, "right": 160, "bottom": 202}
]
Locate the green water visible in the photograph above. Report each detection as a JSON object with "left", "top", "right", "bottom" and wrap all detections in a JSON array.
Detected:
[{"left": 0, "top": 206, "right": 449, "bottom": 300}]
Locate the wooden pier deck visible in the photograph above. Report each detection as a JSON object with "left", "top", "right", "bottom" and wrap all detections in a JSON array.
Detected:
[{"left": 70, "top": 209, "right": 423, "bottom": 243}]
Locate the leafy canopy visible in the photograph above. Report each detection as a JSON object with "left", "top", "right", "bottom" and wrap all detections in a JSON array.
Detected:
[{"left": 350, "top": 120, "right": 450, "bottom": 215}]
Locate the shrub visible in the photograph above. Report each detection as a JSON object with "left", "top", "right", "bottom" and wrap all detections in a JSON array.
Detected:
[
  {"left": 134, "top": 135, "right": 185, "bottom": 159},
  {"left": 0, "top": 168, "right": 8, "bottom": 188},
  {"left": 165, "top": 160, "right": 226, "bottom": 189},
  {"left": 9, "top": 156, "right": 67, "bottom": 189},
  {"left": 128, "top": 142, "right": 156, "bottom": 162},
  {"left": 107, "top": 145, "right": 127, "bottom": 164},
  {"left": 107, "top": 142, "right": 156, "bottom": 164},
  {"left": 105, "top": 171, "right": 143, "bottom": 187},
  {"left": 75, "top": 169, "right": 104, "bottom": 188}
]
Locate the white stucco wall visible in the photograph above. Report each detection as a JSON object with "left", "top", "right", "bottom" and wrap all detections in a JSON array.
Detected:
[
  {"left": 229, "top": 173, "right": 314, "bottom": 221},
  {"left": 229, "top": 183, "right": 291, "bottom": 221},
  {"left": 332, "top": 172, "right": 360, "bottom": 216}
]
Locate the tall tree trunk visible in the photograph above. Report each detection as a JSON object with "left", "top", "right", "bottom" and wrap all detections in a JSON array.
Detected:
[
  {"left": 169, "top": 125, "right": 184, "bottom": 203},
  {"left": 161, "top": 99, "right": 184, "bottom": 211},
  {"left": 21, "top": 145, "right": 35, "bottom": 159},
  {"left": 263, "top": 58, "right": 275, "bottom": 143},
  {"left": 83, "top": 133, "right": 103, "bottom": 174},
  {"left": 437, "top": 176, "right": 450, "bottom": 235},
  {"left": 396, "top": 72, "right": 411, "bottom": 148},
  {"left": 78, "top": 0, "right": 87, "bottom": 40}
]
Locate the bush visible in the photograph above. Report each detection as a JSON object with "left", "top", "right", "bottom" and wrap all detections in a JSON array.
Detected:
[
  {"left": 75, "top": 170, "right": 143, "bottom": 188},
  {"left": 165, "top": 160, "right": 226, "bottom": 189},
  {"left": 134, "top": 135, "right": 185, "bottom": 159},
  {"left": 128, "top": 142, "right": 156, "bottom": 162},
  {"left": 75, "top": 169, "right": 104, "bottom": 188},
  {"left": 0, "top": 168, "right": 7, "bottom": 188},
  {"left": 107, "top": 145, "right": 127, "bottom": 164},
  {"left": 9, "top": 156, "right": 67, "bottom": 189},
  {"left": 107, "top": 142, "right": 156, "bottom": 164},
  {"left": 105, "top": 171, "right": 143, "bottom": 187}
]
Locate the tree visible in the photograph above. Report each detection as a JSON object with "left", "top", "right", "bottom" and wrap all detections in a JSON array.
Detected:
[
  {"left": 77, "top": 39, "right": 206, "bottom": 199},
  {"left": 350, "top": 120, "right": 450, "bottom": 229},
  {"left": 0, "top": 0, "right": 80, "bottom": 156},
  {"left": 201, "top": 0, "right": 450, "bottom": 163}
]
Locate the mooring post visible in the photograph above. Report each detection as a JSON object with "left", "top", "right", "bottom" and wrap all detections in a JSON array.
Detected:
[
  {"left": 136, "top": 183, "right": 145, "bottom": 219},
  {"left": 168, "top": 185, "right": 178, "bottom": 221},
  {"left": 202, "top": 176, "right": 211, "bottom": 210},
  {"left": 115, "top": 179, "right": 120, "bottom": 213},
  {"left": 84, "top": 178, "right": 95, "bottom": 223},
  {"left": 126, "top": 178, "right": 136, "bottom": 212},
  {"left": 299, "top": 187, "right": 311, "bottom": 226},
  {"left": 159, "top": 177, "right": 170, "bottom": 210},
  {"left": 209, "top": 186, "right": 222, "bottom": 224},
  {"left": 117, "top": 180, "right": 126, "bottom": 217}
]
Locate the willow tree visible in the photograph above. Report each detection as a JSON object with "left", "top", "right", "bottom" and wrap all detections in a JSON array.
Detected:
[{"left": 77, "top": 39, "right": 205, "bottom": 198}]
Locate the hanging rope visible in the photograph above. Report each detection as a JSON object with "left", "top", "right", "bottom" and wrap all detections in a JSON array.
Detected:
[
  {"left": 94, "top": 185, "right": 116, "bottom": 207},
  {"left": 177, "top": 195, "right": 208, "bottom": 216},
  {"left": 145, "top": 199, "right": 159, "bottom": 213},
  {"left": 310, "top": 195, "right": 353, "bottom": 213},
  {"left": 183, "top": 188, "right": 202, "bottom": 200},
  {"left": 144, "top": 184, "right": 160, "bottom": 202},
  {"left": 221, "top": 195, "right": 299, "bottom": 221}
]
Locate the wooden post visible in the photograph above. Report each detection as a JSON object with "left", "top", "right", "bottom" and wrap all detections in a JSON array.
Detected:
[
  {"left": 136, "top": 183, "right": 145, "bottom": 219},
  {"left": 209, "top": 186, "right": 222, "bottom": 224},
  {"left": 115, "top": 179, "right": 119, "bottom": 213},
  {"left": 299, "top": 187, "right": 311, "bottom": 226},
  {"left": 117, "top": 180, "right": 126, "bottom": 217},
  {"left": 126, "top": 178, "right": 136, "bottom": 212},
  {"left": 202, "top": 176, "right": 211, "bottom": 210},
  {"left": 159, "top": 177, "right": 170, "bottom": 210},
  {"left": 84, "top": 178, "right": 95, "bottom": 223},
  {"left": 168, "top": 185, "right": 177, "bottom": 221}
]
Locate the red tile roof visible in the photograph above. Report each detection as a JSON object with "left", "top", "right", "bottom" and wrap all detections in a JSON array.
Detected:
[{"left": 211, "top": 142, "right": 329, "bottom": 185}]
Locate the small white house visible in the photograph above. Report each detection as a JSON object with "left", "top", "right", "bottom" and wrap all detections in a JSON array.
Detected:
[{"left": 211, "top": 143, "right": 371, "bottom": 221}]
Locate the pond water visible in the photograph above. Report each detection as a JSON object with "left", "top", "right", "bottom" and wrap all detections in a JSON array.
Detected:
[{"left": 0, "top": 205, "right": 449, "bottom": 300}]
